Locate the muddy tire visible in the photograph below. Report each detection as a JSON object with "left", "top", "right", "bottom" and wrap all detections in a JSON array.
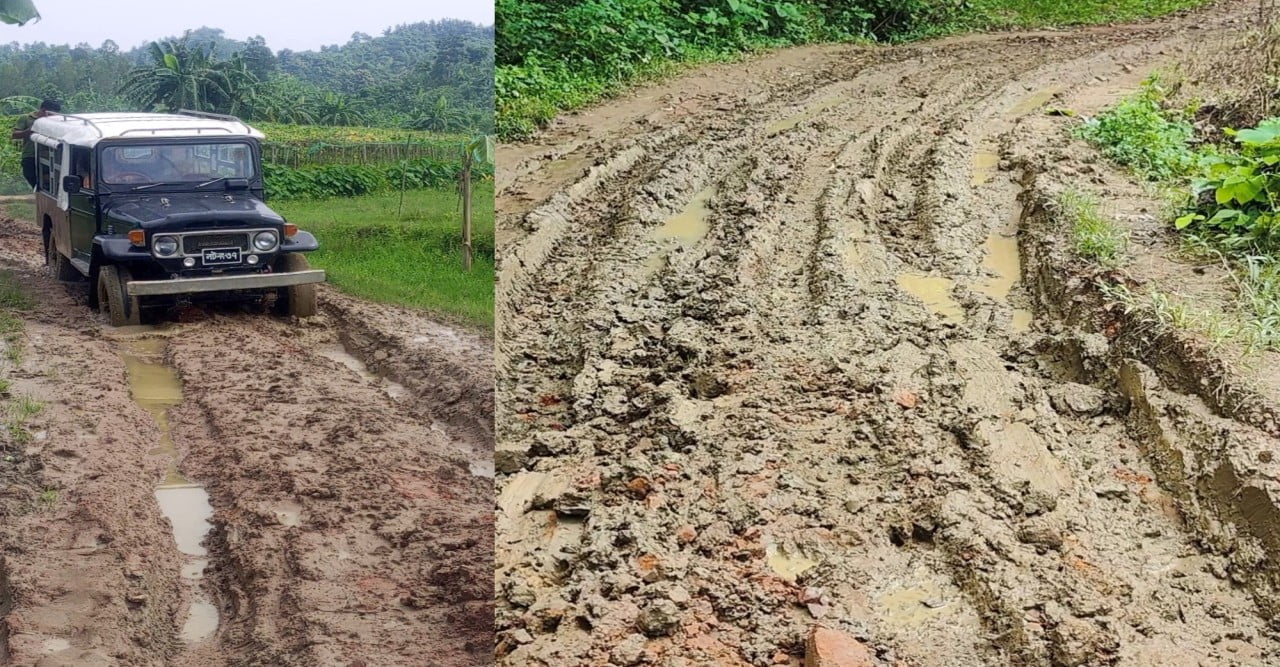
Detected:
[
  {"left": 45, "top": 235, "right": 79, "bottom": 282},
  {"left": 273, "top": 254, "right": 317, "bottom": 318},
  {"left": 97, "top": 264, "right": 141, "bottom": 327}
]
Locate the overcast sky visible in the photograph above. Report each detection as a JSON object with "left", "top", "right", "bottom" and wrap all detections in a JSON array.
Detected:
[{"left": 1, "top": 0, "right": 493, "bottom": 52}]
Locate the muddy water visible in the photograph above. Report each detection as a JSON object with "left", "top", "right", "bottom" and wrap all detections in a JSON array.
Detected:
[
  {"left": 1009, "top": 86, "right": 1061, "bottom": 116},
  {"left": 766, "top": 96, "right": 842, "bottom": 135},
  {"left": 655, "top": 185, "right": 716, "bottom": 245},
  {"left": 119, "top": 338, "right": 218, "bottom": 644},
  {"left": 317, "top": 343, "right": 409, "bottom": 400},
  {"left": 895, "top": 274, "right": 963, "bottom": 323},
  {"left": 972, "top": 151, "right": 1000, "bottom": 186}
]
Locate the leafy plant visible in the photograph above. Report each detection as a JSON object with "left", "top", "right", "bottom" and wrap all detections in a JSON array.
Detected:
[
  {"left": 1176, "top": 118, "right": 1280, "bottom": 251},
  {"left": 1076, "top": 78, "right": 1199, "bottom": 182}
]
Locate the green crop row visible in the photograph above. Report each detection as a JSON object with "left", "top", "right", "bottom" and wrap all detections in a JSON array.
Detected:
[{"left": 263, "top": 158, "right": 492, "bottom": 201}]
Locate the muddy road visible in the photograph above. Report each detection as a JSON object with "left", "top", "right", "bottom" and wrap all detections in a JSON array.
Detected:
[
  {"left": 0, "top": 209, "right": 494, "bottom": 665},
  {"left": 496, "top": 2, "right": 1280, "bottom": 665}
]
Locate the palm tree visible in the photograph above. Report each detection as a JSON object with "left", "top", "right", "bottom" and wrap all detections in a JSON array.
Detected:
[
  {"left": 313, "top": 92, "right": 365, "bottom": 126},
  {"left": 121, "top": 39, "right": 249, "bottom": 113},
  {"left": 409, "top": 95, "right": 466, "bottom": 133}
]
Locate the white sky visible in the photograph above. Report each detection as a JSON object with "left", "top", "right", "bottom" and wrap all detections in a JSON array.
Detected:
[{"left": 2, "top": 0, "right": 493, "bottom": 51}]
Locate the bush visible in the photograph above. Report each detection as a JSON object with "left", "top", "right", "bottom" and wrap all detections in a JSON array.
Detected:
[
  {"left": 1076, "top": 79, "right": 1199, "bottom": 182},
  {"left": 1177, "top": 118, "right": 1280, "bottom": 251}
]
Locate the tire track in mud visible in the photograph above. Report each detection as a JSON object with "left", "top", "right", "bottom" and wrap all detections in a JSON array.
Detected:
[
  {"left": 0, "top": 215, "right": 494, "bottom": 665},
  {"left": 497, "top": 4, "right": 1276, "bottom": 665}
]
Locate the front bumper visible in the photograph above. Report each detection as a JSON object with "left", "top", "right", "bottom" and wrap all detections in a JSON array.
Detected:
[{"left": 126, "top": 269, "right": 326, "bottom": 296}]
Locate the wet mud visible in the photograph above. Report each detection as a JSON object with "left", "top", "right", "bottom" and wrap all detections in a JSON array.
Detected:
[
  {"left": 496, "top": 2, "right": 1278, "bottom": 664},
  {"left": 0, "top": 215, "right": 494, "bottom": 665}
]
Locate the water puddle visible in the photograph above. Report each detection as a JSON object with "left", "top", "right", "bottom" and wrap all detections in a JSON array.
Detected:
[
  {"left": 878, "top": 578, "right": 962, "bottom": 627},
  {"left": 654, "top": 185, "right": 716, "bottom": 246},
  {"left": 317, "top": 343, "right": 409, "bottom": 400},
  {"left": 765, "top": 543, "right": 819, "bottom": 582},
  {"left": 972, "top": 151, "right": 1000, "bottom": 186},
  {"left": 272, "top": 500, "right": 303, "bottom": 527},
  {"left": 119, "top": 337, "right": 218, "bottom": 645},
  {"left": 896, "top": 274, "right": 963, "bottom": 324},
  {"left": 41, "top": 637, "right": 70, "bottom": 653},
  {"left": 1009, "top": 86, "right": 1061, "bottom": 116},
  {"left": 974, "top": 220, "right": 1034, "bottom": 332},
  {"left": 766, "top": 96, "right": 842, "bottom": 136}
]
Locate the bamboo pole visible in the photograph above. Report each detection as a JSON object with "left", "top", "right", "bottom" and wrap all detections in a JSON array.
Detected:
[{"left": 462, "top": 155, "right": 473, "bottom": 271}]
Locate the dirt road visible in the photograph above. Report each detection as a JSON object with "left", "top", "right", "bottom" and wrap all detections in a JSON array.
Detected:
[
  {"left": 496, "top": 2, "right": 1280, "bottom": 664},
  {"left": 0, "top": 208, "right": 494, "bottom": 665}
]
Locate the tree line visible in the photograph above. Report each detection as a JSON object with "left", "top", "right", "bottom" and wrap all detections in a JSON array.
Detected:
[{"left": 0, "top": 20, "right": 494, "bottom": 132}]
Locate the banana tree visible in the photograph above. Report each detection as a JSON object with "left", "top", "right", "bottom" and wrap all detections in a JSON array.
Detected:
[
  {"left": 459, "top": 135, "right": 494, "bottom": 271},
  {"left": 0, "top": 0, "right": 38, "bottom": 25}
]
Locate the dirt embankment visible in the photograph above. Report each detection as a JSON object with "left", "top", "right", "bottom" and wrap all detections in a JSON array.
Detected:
[
  {"left": 495, "top": 2, "right": 1280, "bottom": 665},
  {"left": 0, "top": 213, "right": 494, "bottom": 665}
]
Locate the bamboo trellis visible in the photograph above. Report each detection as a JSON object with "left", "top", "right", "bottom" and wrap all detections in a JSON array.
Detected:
[{"left": 262, "top": 141, "right": 467, "bottom": 167}]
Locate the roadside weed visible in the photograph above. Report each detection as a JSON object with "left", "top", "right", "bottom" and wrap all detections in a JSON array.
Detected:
[{"left": 1055, "top": 188, "right": 1128, "bottom": 267}]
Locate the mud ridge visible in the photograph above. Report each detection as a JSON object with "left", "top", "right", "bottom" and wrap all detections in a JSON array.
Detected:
[{"left": 497, "top": 3, "right": 1277, "bottom": 664}]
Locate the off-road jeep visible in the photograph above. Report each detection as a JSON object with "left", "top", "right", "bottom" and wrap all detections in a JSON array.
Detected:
[{"left": 29, "top": 110, "right": 325, "bottom": 326}]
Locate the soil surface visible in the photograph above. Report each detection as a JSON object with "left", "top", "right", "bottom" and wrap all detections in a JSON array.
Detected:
[
  {"left": 495, "top": 2, "right": 1280, "bottom": 665},
  {"left": 0, "top": 204, "right": 494, "bottom": 666}
]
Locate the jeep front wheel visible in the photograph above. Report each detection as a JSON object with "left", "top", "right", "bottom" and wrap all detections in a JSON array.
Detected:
[
  {"left": 97, "top": 265, "right": 141, "bottom": 327},
  {"left": 273, "top": 254, "right": 317, "bottom": 318}
]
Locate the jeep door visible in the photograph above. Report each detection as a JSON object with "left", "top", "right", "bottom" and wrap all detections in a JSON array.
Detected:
[{"left": 67, "top": 146, "right": 96, "bottom": 265}]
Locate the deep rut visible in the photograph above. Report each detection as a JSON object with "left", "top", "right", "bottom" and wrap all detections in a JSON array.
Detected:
[
  {"left": 496, "top": 3, "right": 1275, "bottom": 665},
  {"left": 0, "top": 216, "right": 494, "bottom": 666}
]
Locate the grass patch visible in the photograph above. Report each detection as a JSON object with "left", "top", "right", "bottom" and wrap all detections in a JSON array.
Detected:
[
  {"left": 497, "top": 0, "right": 1213, "bottom": 138},
  {"left": 1054, "top": 188, "right": 1129, "bottom": 267},
  {"left": 965, "top": 0, "right": 1211, "bottom": 30},
  {"left": 273, "top": 184, "right": 494, "bottom": 327},
  {"left": 1075, "top": 77, "right": 1201, "bottom": 181},
  {"left": 0, "top": 197, "right": 34, "bottom": 223}
]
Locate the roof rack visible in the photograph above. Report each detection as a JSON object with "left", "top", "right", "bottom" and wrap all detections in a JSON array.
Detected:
[
  {"left": 177, "top": 109, "right": 252, "bottom": 133},
  {"left": 48, "top": 113, "right": 104, "bottom": 138}
]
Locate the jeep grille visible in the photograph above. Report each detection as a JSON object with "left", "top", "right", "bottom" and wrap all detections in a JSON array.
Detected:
[{"left": 183, "top": 233, "right": 249, "bottom": 254}]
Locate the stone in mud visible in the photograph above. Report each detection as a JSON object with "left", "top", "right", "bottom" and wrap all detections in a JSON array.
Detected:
[
  {"left": 804, "top": 626, "right": 874, "bottom": 667},
  {"left": 506, "top": 583, "right": 537, "bottom": 608},
  {"left": 1049, "top": 383, "right": 1107, "bottom": 416},
  {"left": 611, "top": 633, "right": 649, "bottom": 665},
  {"left": 1092, "top": 480, "right": 1129, "bottom": 501},
  {"left": 496, "top": 438, "right": 534, "bottom": 474},
  {"left": 527, "top": 595, "right": 571, "bottom": 632},
  {"left": 637, "top": 599, "right": 681, "bottom": 637},
  {"left": 1016, "top": 518, "right": 1064, "bottom": 552},
  {"left": 1046, "top": 615, "right": 1119, "bottom": 667},
  {"left": 690, "top": 371, "right": 727, "bottom": 399}
]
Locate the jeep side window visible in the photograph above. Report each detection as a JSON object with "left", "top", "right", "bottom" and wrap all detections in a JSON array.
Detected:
[
  {"left": 73, "top": 147, "right": 93, "bottom": 190},
  {"left": 36, "top": 143, "right": 52, "bottom": 192}
]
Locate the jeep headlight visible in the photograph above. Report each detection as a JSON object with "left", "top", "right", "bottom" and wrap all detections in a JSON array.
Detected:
[
  {"left": 253, "top": 231, "right": 279, "bottom": 251},
  {"left": 153, "top": 235, "right": 179, "bottom": 256}
]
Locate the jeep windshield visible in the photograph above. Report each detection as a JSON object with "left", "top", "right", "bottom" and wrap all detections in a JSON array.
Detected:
[{"left": 101, "top": 142, "right": 255, "bottom": 187}]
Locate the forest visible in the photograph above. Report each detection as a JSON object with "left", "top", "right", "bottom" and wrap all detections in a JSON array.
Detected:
[{"left": 0, "top": 21, "right": 494, "bottom": 132}]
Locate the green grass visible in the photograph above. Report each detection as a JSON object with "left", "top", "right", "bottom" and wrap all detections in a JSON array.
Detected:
[
  {"left": 1055, "top": 188, "right": 1129, "bottom": 267},
  {"left": 965, "top": 0, "right": 1211, "bottom": 29},
  {"left": 1075, "top": 78, "right": 1201, "bottom": 182},
  {"left": 0, "top": 198, "right": 34, "bottom": 223},
  {"left": 273, "top": 183, "right": 494, "bottom": 327}
]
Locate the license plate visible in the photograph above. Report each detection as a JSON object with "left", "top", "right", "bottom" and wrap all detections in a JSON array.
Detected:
[{"left": 202, "top": 248, "right": 241, "bottom": 265}]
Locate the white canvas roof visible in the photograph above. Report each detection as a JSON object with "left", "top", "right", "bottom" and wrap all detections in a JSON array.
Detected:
[{"left": 30, "top": 112, "right": 264, "bottom": 147}]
